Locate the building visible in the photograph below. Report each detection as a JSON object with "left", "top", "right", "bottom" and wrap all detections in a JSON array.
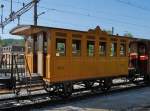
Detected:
[{"left": 0, "top": 45, "right": 24, "bottom": 67}]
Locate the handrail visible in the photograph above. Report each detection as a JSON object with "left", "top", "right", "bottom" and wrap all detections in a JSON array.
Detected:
[
  {"left": 0, "top": 55, "right": 5, "bottom": 68},
  {"left": 24, "top": 55, "right": 32, "bottom": 79}
]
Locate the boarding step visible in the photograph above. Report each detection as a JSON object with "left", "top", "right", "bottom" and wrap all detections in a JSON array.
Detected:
[
  {"left": 25, "top": 73, "right": 43, "bottom": 81},
  {"left": 0, "top": 77, "right": 11, "bottom": 84},
  {"left": 15, "top": 83, "right": 45, "bottom": 90},
  {"left": 25, "top": 73, "right": 43, "bottom": 79},
  {"left": 0, "top": 84, "right": 7, "bottom": 89},
  {"left": 16, "top": 80, "right": 45, "bottom": 87},
  {"left": 15, "top": 73, "right": 45, "bottom": 88},
  {"left": 26, "top": 86, "right": 45, "bottom": 92},
  {"left": 0, "top": 89, "right": 13, "bottom": 94},
  {"left": 15, "top": 81, "right": 45, "bottom": 92}
]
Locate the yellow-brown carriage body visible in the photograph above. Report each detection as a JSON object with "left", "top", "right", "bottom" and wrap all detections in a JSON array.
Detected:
[{"left": 10, "top": 25, "right": 129, "bottom": 83}]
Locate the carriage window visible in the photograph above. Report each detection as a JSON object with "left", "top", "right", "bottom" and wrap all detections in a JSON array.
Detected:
[
  {"left": 139, "top": 45, "right": 146, "bottom": 54},
  {"left": 43, "top": 37, "right": 47, "bottom": 53},
  {"left": 72, "top": 40, "right": 81, "bottom": 56},
  {"left": 87, "top": 41, "right": 95, "bottom": 56},
  {"left": 33, "top": 37, "right": 38, "bottom": 53},
  {"left": 110, "top": 42, "right": 117, "bottom": 56},
  {"left": 99, "top": 42, "right": 106, "bottom": 56},
  {"left": 56, "top": 38, "right": 66, "bottom": 56},
  {"left": 120, "top": 43, "right": 126, "bottom": 56}
]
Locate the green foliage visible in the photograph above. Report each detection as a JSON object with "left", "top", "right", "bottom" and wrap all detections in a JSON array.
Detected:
[
  {"left": 124, "top": 32, "right": 133, "bottom": 37},
  {"left": 0, "top": 38, "right": 24, "bottom": 46},
  {"left": 103, "top": 29, "right": 112, "bottom": 35}
]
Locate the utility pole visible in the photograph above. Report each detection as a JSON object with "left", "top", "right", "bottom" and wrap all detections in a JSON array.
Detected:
[
  {"left": 10, "top": 0, "right": 13, "bottom": 21},
  {"left": 0, "top": 4, "right": 4, "bottom": 33},
  {"left": 112, "top": 27, "right": 114, "bottom": 35},
  {"left": 17, "top": 15, "right": 20, "bottom": 26},
  {"left": 10, "top": 0, "right": 13, "bottom": 15},
  {"left": 0, "top": 0, "right": 40, "bottom": 30},
  {"left": 33, "top": 0, "right": 38, "bottom": 26}
]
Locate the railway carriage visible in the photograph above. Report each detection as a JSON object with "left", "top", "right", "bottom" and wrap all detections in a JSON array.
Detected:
[
  {"left": 10, "top": 25, "right": 150, "bottom": 96},
  {"left": 129, "top": 39, "right": 150, "bottom": 81}
]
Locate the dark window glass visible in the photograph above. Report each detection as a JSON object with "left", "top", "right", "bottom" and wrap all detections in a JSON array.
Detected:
[
  {"left": 99, "top": 42, "right": 106, "bottom": 56},
  {"left": 139, "top": 45, "right": 146, "bottom": 55},
  {"left": 120, "top": 43, "right": 126, "bottom": 56},
  {"left": 27, "top": 37, "right": 33, "bottom": 54},
  {"left": 33, "top": 37, "right": 37, "bottom": 53},
  {"left": 87, "top": 41, "right": 95, "bottom": 56},
  {"left": 110, "top": 43, "right": 117, "bottom": 56},
  {"left": 43, "top": 34, "right": 47, "bottom": 53},
  {"left": 72, "top": 40, "right": 81, "bottom": 56}
]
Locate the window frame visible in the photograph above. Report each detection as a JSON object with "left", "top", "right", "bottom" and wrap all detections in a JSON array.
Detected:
[
  {"left": 110, "top": 42, "right": 117, "bottom": 57},
  {"left": 87, "top": 40, "right": 95, "bottom": 57},
  {"left": 27, "top": 36, "right": 33, "bottom": 54},
  {"left": 72, "top": 39, "right": 81, "bottom": 56},
  {"left": 55, "top": 38, "right": 66, "bottom": 57},
  {"left": 99, "top": 41, "right": 107, "bottom": 56},
  {"left": 120, "top": 43, "right": 126, "bottom": 56}
]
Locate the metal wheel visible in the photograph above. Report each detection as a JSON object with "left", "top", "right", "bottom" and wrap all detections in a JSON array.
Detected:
[
  {"left": 100, "top": 78, "right": 112, "bottom": 92},
  {"left": 60, "top": 82, "right": 73, "bottom": 98},
  {"left": 13, "top": 88, "right": 21, "bottom": 96},
  {"left": 84, "top": 81, "right": 94, "bottom": 89},
  {"left": 44, "top": 81, "right": 56, "bottom": 93}
]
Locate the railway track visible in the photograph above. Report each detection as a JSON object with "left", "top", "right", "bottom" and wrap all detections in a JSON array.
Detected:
[{"left": 0, "top": 81, "right": 148, "bottom": 111}]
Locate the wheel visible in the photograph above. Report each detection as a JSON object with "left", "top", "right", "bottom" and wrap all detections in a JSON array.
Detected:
[
  {"left": 100, "top": 78, "right": 112, "bottom": 92},
  {"left": 84, "top": 81, "right": 94, "bottom": 89},
  {"left": 44, "top": 81, "right": 56, "bottom": 93},
  {"left": 13, "top": 88, "right": 21, "bottom": 96},
  {"left": 144, "top": 74, "right": 150, "bottom": 85},
  {"left": 60, "top": 82, "right": 73, "bottom": 98}
]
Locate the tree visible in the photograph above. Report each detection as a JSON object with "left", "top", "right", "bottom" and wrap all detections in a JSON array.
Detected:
[
  {"left": 0, "top": 36, "right": 4, "bottom": 46},
  {"left": 103, "top": 29, "right": 112, "bottom": 35},
  {"left": 124, "top": 32, "right": 133, "bottom": 37}
]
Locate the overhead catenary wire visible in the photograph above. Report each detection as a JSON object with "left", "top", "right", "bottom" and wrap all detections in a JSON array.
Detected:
[
  {"left": 2, "top": 0, "right": 150, "bottom": 22},
  {"left": 38, "top": 6, "right": 150, "bottom": 29},
  {"left": 2, "top": 0, "right": 28, "bottom": 5},
  {"left": 2, "top": 0, "right": 150, "bottom": 29},
  {"left": 40, "top": 0, "right": 150, "bottom": 21},
  {"left": 36, "top": 17, "right": 150, "bottom": 38},
  {"left": 0, "top": 0, "right": 40, "bottom": 28},
  {"left": 114, "top": 0, "right": 150, "bottom": 12},
  {"left": 1, "top": 0, "right": 150, "bottom": 39}
]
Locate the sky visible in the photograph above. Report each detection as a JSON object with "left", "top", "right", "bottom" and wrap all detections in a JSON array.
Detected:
[{"left": 0, "top": 0, "right": 150, "bottom": 39}]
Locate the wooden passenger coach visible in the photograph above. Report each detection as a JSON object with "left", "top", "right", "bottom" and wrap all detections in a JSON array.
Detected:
[
  {"left": 10, "top": 25, "right": 129, "bottom": 83},
  {"left": 10, "top": 25, "right": 150, "bottom": 96}
]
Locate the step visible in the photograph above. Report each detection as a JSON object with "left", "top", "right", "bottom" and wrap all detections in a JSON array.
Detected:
[
  {"left": 24, "top": 73, "right": 43, "bottom": 80},
  {"left": 20, "top": 78, "right": 44, "bottom": 84},
  {"left": 15, "top": 84, "right": 45, "bottom": 93},
  {"left": 0, "top": 84, "right": 7, "bottom": 89},
  {"left": 0, "top": 77, "right": 11, "bottom": 84},
  {"left": 25, "top": 86, "right": 45, "bottom": 92},
  {"left": 16, "top": 81, "right": 44, "bottom": 86},
  {"left": 0, "top": 89, "right": 13, "bottom": 95}
]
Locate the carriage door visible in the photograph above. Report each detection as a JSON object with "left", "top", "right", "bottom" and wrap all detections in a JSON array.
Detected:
[
  {"left": 33, "top": 36, "right": 38, "bottom": 73},
  {"left": 37, "top": 32, "right": 47, "bottom": 77},
  {"left": 138, "top": 43, "right": 148, "bottom": 75}
]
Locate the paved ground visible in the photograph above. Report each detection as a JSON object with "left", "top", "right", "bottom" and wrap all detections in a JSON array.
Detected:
[{"left": 31, "top": 87, "right": 150, "bottom": 111}]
